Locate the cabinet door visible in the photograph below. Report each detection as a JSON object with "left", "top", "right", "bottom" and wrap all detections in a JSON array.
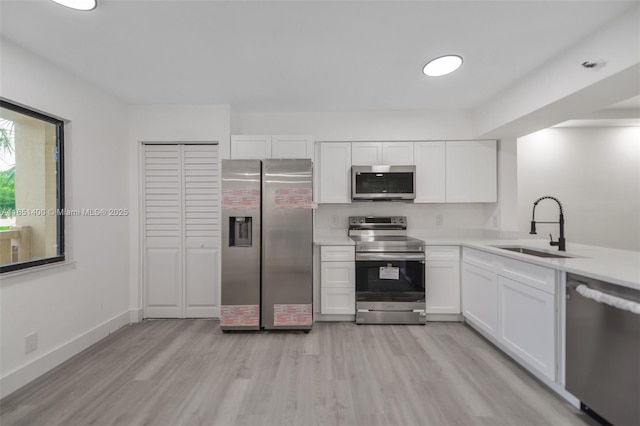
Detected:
[
  {"left": 352, "top": 142, "right": 383, "bottom": 165},
  {"left": 462, "top": 262, "right": 498, "bottom": 337},
  {"left": 320, "top": 261, "right": 355, "bottom": 315},
  {"left": 445, "top": 140, "right": 496, "bottom": 202},
  {"left": 426, "top": 260, "right": 461, "bottom": 314},
  {"left": 271, "top": 135, "right": 314, "bottom": 159},
  {"left": 498, "top": 276, "right": 556, "bottom": 381},
  {"left": 231, "top": 135, "right": 272, "bottom": 159},
  {"left": 471, "top": 140, "right": 497, "bottom": 202},
  {"left": 445, "top": 141, "right": 473, "bottom": 202},
  {"left": 318, "top": 142, "right": 352, "bottom": 203},
  {"left": 382, "top": 142, "right": 414, "bottom": 164},
  {"left": 414, "top": 141, "right": 445, "bottom": 202}
]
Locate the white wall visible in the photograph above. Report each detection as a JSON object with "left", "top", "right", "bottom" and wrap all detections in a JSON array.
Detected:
[
  {"left": 127, "top": 104, "right": 231, "bottom": 318},
  {"left": 517, "top": 126, "right": 640, "bottom": 251},
  {"left": 0, "top": 39, "right": 130, "bottom": 398},
  {"left": 238, "top": 110, "right": 473, "bottom": 141}
]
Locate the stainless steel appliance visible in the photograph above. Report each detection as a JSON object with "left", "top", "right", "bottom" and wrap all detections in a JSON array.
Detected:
[
  {"left": 221, "top": 160, "right": 261, "bottom": 331},
  {"left": 566, "top": 273, "right": 640, "bottom": 426},
  {"left": 351, "top": 165, "right": 416, "bottom": 201},
  {"left": 349, "top": 216, "right": 426, "bottom": 324},
  {"left": 221, "top": 159, "right": 313, "bottom": 332}
]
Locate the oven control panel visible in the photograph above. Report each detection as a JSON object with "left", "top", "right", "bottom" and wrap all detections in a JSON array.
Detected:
[{"left": 349, "top": 216, "right": 407, "bottom": 228}]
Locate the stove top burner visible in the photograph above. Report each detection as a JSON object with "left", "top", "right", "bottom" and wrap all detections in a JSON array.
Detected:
[{"left": 348, "top": 216, "right": 425, "bottom": 253}]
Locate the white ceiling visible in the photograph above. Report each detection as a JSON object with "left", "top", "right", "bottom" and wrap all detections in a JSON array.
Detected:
[{"left": 0, "top": 0, "right": 637, "bottom": 113}]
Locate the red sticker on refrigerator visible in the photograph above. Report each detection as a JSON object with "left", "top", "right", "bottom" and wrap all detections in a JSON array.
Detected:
[
  {"left": 274, "top": 188, "right": 315, "bottom": 209},
  {"left": 220, "top": 305, "right": 260, "bottom": 327},
  {"left": 273, "top": 304, "right": 312, "bottom": 326},
  {"left": 221, "top": 189, "right": 260, "bottom": 210}
]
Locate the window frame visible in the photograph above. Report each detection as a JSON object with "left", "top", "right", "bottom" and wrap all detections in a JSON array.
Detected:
[{"left": 0, "top": 99, "right": 65, "bottom": 274}]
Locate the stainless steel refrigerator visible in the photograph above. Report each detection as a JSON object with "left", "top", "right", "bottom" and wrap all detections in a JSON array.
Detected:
[{"left": 221, "top": 159, "right": 313, "bottom": 332}]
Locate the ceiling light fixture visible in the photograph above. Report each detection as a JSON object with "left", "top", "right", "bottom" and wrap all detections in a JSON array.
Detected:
[
  {"left": 51, "top": 0, "right": 97, "bottom": 11},
  {"left": 422, "top": 55, "right": 463, "bottom": 77}
]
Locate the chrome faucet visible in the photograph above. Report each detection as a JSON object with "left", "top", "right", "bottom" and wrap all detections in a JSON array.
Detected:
[{"left": 530, "top": 196, "right": 566, "bottom": 251}]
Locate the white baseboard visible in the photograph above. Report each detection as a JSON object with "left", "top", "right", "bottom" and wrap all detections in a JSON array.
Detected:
[
  {"left": 0, "top": 310, "right": 131, "bottom": 400},
  {"left": 129, "top": 308, "right": 143, "bottom": 323},
  {"left": 426, "top": 313, "right": 463, "bottom": 322}
]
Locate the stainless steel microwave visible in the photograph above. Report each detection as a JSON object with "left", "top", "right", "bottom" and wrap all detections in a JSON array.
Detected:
[{"left": 351, "top": 165, "right": 416, "bottom": 201}]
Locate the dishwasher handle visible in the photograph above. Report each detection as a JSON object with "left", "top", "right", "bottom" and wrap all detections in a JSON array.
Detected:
[{"left": 575, "top": 284, "right": 640, "bottom": 315}]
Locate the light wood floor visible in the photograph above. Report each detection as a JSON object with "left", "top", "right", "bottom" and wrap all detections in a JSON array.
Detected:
[{"left": 1, "top": 320, "right": 596, "bottom": 426}]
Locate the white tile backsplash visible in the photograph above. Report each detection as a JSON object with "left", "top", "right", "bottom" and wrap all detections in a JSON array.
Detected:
[{"left": 315, "top": 202, "right": 495, "bottom": 238}]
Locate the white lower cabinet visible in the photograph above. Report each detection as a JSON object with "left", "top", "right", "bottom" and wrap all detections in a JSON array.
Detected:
[
  {"left": 462, "top": 247, "right": 558, "bottom": 383},
  {"left": 320, "top": 246, "right": 355, "bottom": 315},
  {"left": 498, "top": 276, "right": 556, "bottom": 381},
  {"left": 462, "top": 262, "right": 498, "bottom": 337},
  {"left": 426, "top": 246, "right": 460, "bottom": 315}
]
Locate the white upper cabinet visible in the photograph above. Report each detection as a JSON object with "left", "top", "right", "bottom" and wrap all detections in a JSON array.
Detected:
[
  {"left": 230, "top": 135, "right": 272, "bottom": 159},
  {"left": 318, "top": 142, "right": 352, "bottom": 203},
  {"left": 414, "top": 141, "right": 446, "bottom": 203},
  {"left": 351, "top": 142, "right": 383, "bottom": 165},
  {"left": 271, "top": 135, "right": 314, "bottom": 160},
  {"left": 231, "top": 135, "right": 313, "bottom": 160},
  {"left": 382, "top": 142, "right": 414, "bottom": 164},
  {"left": 471, "top": 140, "right": 497, "bottom": 202},
  {"left": 445, "top": 140, "right": 497, "bottom": 202},
  {"left": 352, "top": 141, "right": 414, "bottom": 165}
]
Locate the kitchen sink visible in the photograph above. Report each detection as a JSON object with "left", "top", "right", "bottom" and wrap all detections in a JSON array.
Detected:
[{"left": 492, "top": 246, "right": 572, "bottom": 258}]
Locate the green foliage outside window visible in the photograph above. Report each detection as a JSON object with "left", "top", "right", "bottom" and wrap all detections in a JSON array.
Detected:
[{"left": 0, "top": 120, "right": 16, "bottom": 214}]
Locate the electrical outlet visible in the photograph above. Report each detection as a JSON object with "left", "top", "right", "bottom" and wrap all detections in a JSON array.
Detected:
[
  {"left": 436, "top": 214, "right": 443, "bottom": 226},
  {"left": 493, "top": 215, "right": 498, "bottom": 227},
  {"left": 331, "top": 215, "right": 340, "bottom": 228},
  {"left": 25, "top": 333, "right": 38, "bottom": 354}
]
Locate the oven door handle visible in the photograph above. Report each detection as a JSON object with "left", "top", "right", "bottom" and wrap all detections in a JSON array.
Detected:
[{"left": 356, "top": 253, "right": 425, "bottom": 261}]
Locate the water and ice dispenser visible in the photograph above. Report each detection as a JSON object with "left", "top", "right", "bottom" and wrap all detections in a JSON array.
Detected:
[{"left": 229, "top": 216, "right": 253, "bottom": 247}]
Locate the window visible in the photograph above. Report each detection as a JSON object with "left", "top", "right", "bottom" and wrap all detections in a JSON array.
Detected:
[{"left": 0, "top": 100, "right": 65, "bottom": 273}]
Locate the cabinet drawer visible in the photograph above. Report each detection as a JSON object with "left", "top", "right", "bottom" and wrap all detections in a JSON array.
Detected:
[
  {"left": 499, "top": 257, "right": 556, "bottom": 295},
  {"left": 321, "top": 287, "right": 355, "bottom": 315},
  {"left": 426, "top": 246, "right": 460, "bottom": 261},
  {"left": 321, "top": 245, "right": 355, "bottom": 262},
  {"left": 462, "top": 248, "right": 496, "bottom": 271}
]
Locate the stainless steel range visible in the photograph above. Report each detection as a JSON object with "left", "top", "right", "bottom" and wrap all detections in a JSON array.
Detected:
[{"left": 349, "top": 216, "right": 426, "bottom": 324}]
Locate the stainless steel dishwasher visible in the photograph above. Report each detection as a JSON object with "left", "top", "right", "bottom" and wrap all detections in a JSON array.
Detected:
[{"left": 566, "top": 273, "right": 640, "bottom": 426}]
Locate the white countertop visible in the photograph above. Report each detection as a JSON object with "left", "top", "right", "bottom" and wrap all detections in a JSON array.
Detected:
[
  {"left": 314, "top": 233, "right": 639, "bottom": 290},
  {"left": 461, "top": 239, "right": 640, "bottom": 291}
]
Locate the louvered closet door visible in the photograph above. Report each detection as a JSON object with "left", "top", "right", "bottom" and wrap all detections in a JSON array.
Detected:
[
  {"left": 142, "top": 144, "right": 220, "bottom": 318},
  {"left": 183, "top": 145, "right": 220, "bottom": 317}
]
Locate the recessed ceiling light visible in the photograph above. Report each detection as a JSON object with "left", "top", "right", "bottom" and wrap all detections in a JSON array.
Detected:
[
  {"left": 422, "top": 55, "right": 463, "bottom": 77},
  {"left": 51, "top": 0, "right": 97, "bottom": 11}
]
